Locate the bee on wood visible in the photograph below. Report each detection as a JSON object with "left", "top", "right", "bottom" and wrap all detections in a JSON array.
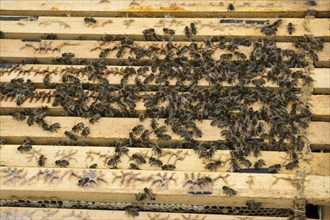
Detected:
[
  {"left": 64, "top": 131, "right": 78, "bottom": 141},
  {"left": 135, "top": 192, "right": 147, "bottom": 201},
  {"left": 78, "top": 177, "right": 90, "bottom": 187},
  {"left": 285, "top": 160, "right": 299, "bottom": 170},
  {"left": 150, "top": 143, "right": 163, "bottom": 156},
  {"left": 307, "top": 0, "right": 317, "bottom": 6},
  {"left": 149, "top": 157, "right": 163, "bottom": 167},
  {"left": 43, "top": 73, "right": 52, "bottom": 87},
  {"left": 143, "top": 74, "right": 155, "bottom": 85},
  {"left": 138, "top": 113, "right": 145, "bottom": 122},
  {"left": 190, "top": 23, "right": 197, "bottom": 35},
  {"left": 222, "top": 186, "right": 237, "bottom": 196},
  {"left": 287, "top": 23, "right": 295, "bottom": 35},
  {"left": 131, "top": 153, "right": 146, "bottom": 164},
  {"left": 81, "top": 127, "right": 90, "bottom": 137},
  {"left": 11, "top": 112, "right": 26, "bottom": 121},
  {"left": 114, "top": 145, "right": 129, "bottom": 156},
  {"left": 44, "top": 33, "right": 57, "bottom": 40},
  {"left": 144, "top": 187, "right": 155, "bottom": 200},
  {"left": 228, "top": 3, "right": 235, "bottom": 11},
  {"left": 84, "top": 17, "right": 97, "bottom": 24},
  {"left": 72, "top": 122, "right": 85, "bottom": 133},
  {"left": 163, "top": 28, "right": 175, "bottom": 35},
  {"left": 205, "top": 160, "right": 221, "bottom": 171},
  {"left": 17, "top": 139, "right": 32, "bottom": 153},
  {"left": 267, "top": 164, "right": 281, "bottom": 173},
  {"left": 37, "top": 155, "right": 47, "bottom": 167},
  {"left": 184, "top": 26, "right": 191, "bottom": 38},
  {"left": 161, "top": 164, "right": 176, "bottom": 171},
  {"left": 89, "top": 163, "right": 97, "bottom": 169},
  {"left": 107, "top": 155, "right": 121, "bottom": 168},
  {"left": 129, "top": 163, "right": 140, "bottom": 170},
  {"left": 246, "top": 200, "right": 261, "bottom": 209},
  {"left": 254, "top": 159, "right": 266, "bottom": 169},
  {"left": 55, "top": 159, "right": 69, "bottom": 168},
  {"left": 132, "top": 125, "right": 145, "bottom": 135},
  {"left": 125, "top": 205, "right": 140, "bottom": 218},
  {"left": 89, "top": 113, "right": 101, "bottom": 124},
  {"left": 48, "top": 123, "right": 60, "bottom": 132}
]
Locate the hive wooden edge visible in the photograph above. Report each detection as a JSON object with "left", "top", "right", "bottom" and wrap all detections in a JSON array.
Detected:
[
  {"left": 0, "top": 207, "right": 298, "bottom": 220},
  {"left": 0, "top": 167, "right": 329, "bottom": 208},
  {"left": 1, "top": 144, "right": 329, "bottom": 176},
  {"left": 322, "top": 206, "right": 330, "bottom": 220},
  {"left": 0, "top": 91, "right": 329, "bottom": 121},
  {"left": 1, "top": 65, "right": 329, "bottom": 94},
  {"left": 0, "top": 116, "right": 329, "bottom": 149},
  {"left": 0, "top": 0, "right": 329, "bottom": 18},
  {"left": 0, "top": 17, "right": 329, "bottom": 41},
  {"left": 0, "top": 40, "right": 329, "bottom": 67}
]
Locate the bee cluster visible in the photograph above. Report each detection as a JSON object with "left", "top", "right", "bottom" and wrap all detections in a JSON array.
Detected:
[{"left": 0, "top": 21, "right": 324, "bottom": 218}]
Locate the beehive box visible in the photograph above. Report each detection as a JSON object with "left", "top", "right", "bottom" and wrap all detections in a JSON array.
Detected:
[{"left": 0, "top": 0, "right": 329, "bottom": 219}]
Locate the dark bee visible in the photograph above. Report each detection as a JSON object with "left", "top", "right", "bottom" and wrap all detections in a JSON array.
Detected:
[
  {"left": 144, "top": 187, "right": 155, "bottom": 200},
  {"left": 135, "top": 192, "right": 147, "bottom": 201},
  {"left": 115, "top": 146, "right": 129, "bottom": 156},
  {"left": 307, "top": 0, "right": 317, "bottom": 6},
  {"left": 161, "top": 164, "right": 176, "bottom": 171},
  {"left": 89, "top": 113, "right": 101, "bottom": 124},
  {"left": 48, "top": 123, "right": 60, "bottom": 132},
  {"left": 64, "top": 131, "right": 78, "bottom": 141},
  {"left": 184, "top": 26, "right": 191, "bottom": 38},
  {"left": 246, "top": 200, "right": 261, "bottom": 209},
  {"left": 89, "top": 163, "right": 97, "bottom": 169},
  {"left": 222, "top": 186, "right": 237, "bottom": 196},
  {"left": 55, "top": 159, "right": 69, "bottom": 168},
  {"left": 125, "top": 205, "right": 140, "bottom": 218},
  {"left": 254, "top": 159, "right": 266, "bottom": 169},
  {"left": 163, "top": 28, "right": 175, "bottom": 35},
  {"left": 11, "top": 112, "right": 26, "bottom": 121},
  {"left": 107, "top": 155, "right": 121, "bottom": 168},
  {"left": 190, "top": 23, "right": 197, "bottom": 35},
  {"left": 151, "top": 144, "right": 163, "bottom": 156},
  {"left": 143, "top": 74, "right": 154, "bottom": 85},
  {"left": 149, "top": 157, "right": 163, "bottom": 167},
  {"left": 81, "top": 127, "right": 90, "bottom": 137},
  {"left": 84, "top": 17, "right": 97, "bottom": 24},
  {"left": 228, "top": 3, "right": 235, "bottom": 11},
  {"left": 78, "top": 177, "right": 90, "bottom": 187},
  {"left": 138, "top": 113, "right": 145, "bottom": 122},
  {"left": 37, "top": 155, "right": 47, "bottom": 167},
  {"left": 44, "top": 33, "right": 57, "bottom": 40},
  {"left": 43, "top": 73, "right": 51, "bottom": 87},
  {"left": 132, "top": 125, "right": 145, "bottom": 135},
  {"left": 205, "top": 160, "right": 221, "bottom": 171},
  {"left": 131, "top": 153, "right": 146, "bottom": 164},
  {"left": 72, "top": 122, "right": 85, "bottom": 132},
  {"left": 287, "top": 23, "right": 295, "bottom": 35},
  {"left": 267, "top": 164, "right": 281, "bottom": 173},
  {"left": 129, "top": 163, "right": 140, "bottom": 170},
  {"left": 17, "top": 139, "right": 32, "bottom": 153},
  {"left": 285, "top": 160, "right": 299, "bottom": 170}
]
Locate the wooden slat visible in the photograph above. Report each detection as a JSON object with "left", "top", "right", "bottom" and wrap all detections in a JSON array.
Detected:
[
  {"left": 1, "top": 65, "right": 329, "bottom": 94},
  {"left": 1, "top": 145, "right": 329, "bottom": 176},
  {"left": 0, "top": 207, "right": 292, "bottom": 220},
  {"left": 1, "top": 0, "right": 329, "bottom": 18},
  {"left": 1, "top": 17, "right": 329, "bottom": 41},
  {"left": 323, "top": 206, "right": 330, "bottom": 220},
  {"left": 0, "top": 167, "right": 329, "bottom": 208},
  {"left": 0, "top": 91, "right": 329, "bottom": 121},
  {"left": 0, "top": 116, "right": 329, "bottom": 147},
  {"left": 0, "top": 40, "right": 329, "bottom": 67}
]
